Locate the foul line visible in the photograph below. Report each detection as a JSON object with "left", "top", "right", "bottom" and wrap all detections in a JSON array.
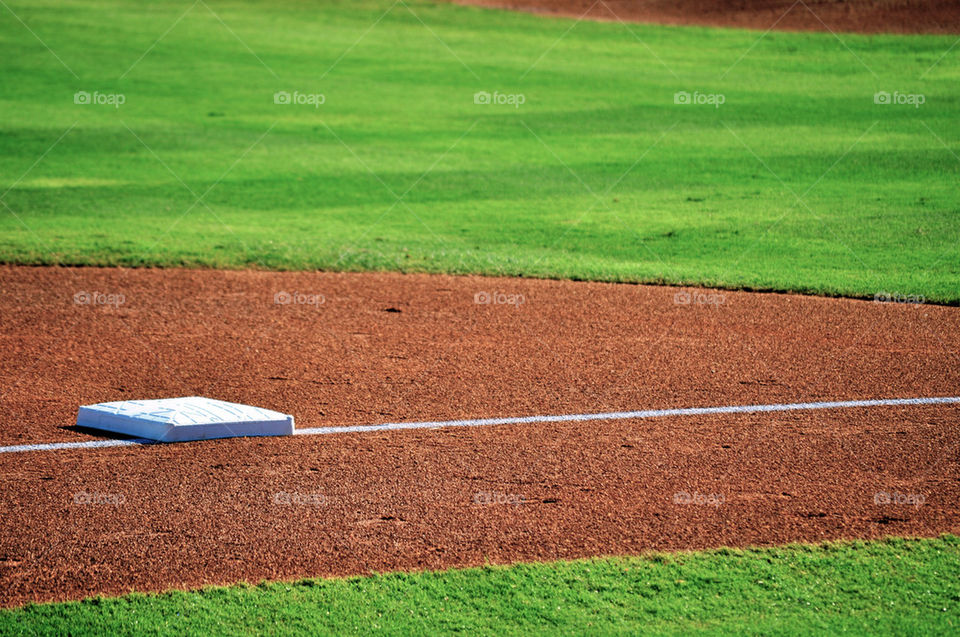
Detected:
[
  {"left": 0, "top": 438, "right": 154, "bottom": 454},
  {"left": 2, "top": 396, "right": 958, "bottom": 455}
]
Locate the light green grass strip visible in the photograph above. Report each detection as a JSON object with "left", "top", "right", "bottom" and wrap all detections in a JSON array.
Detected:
[
  {"left": 1, "top": 536, "right": 958, "bottom": 635},
  {"left": 1, "top": 0, "right": 958, "bottom": 301}
]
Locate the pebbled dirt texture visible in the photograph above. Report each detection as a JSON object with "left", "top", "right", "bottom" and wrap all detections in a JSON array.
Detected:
[{"left": 0, "top": 265, "right": 958, "bottom": 606}]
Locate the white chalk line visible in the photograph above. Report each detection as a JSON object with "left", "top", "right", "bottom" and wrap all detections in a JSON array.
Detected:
[{"left": 2, "top": 396, "right": 958, "bottom": 455}]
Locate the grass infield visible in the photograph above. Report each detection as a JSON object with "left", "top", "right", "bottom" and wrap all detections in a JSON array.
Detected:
[
  {"left": 1, "top": 536, "right": 958, "bottom": 635},
  {"left": 1, "top": 0, "right": 958, "bottom": 301}
]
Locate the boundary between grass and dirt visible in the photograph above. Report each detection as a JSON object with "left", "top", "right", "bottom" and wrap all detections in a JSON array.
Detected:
[
  {"left": 6, "top": 263, "right": 959, "bottom": 307},
  {"left": 1, "top": 536, "right": 957, "bottom": 634}
]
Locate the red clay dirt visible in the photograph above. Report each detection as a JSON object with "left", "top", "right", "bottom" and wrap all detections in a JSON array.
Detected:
[
  {"left": 0, "top": 265, "right": 958, "bottom": 606},
  {"left": 452, "top": 0, "right": 960, "bottom": 34}
]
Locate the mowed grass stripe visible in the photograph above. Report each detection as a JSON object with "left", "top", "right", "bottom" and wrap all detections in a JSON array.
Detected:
[
  {"left": 1, "top": 536, "right": 958, "bottom": 635},
  {"left": 0, "top": 0, "right": 958, "bottom": 301}
]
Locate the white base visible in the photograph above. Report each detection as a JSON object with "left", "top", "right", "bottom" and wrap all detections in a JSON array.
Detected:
[{"left": 76, "top": 397, "right": 295, "bottom": 442}]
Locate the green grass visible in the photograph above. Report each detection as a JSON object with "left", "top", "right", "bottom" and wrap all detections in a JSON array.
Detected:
[
  {"left": 1, "top": 0, "right": 959, "bottom": 301},
  {"left": 2, "top": 536, "right": 958, "bottom": 635}
]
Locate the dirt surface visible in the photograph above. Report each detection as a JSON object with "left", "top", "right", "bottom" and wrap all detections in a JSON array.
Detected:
[
  {"left": 452, "top": 0, "right": 960, "bottom": 34},
  {"left": 0, "top": 265, "right": 958, "bottom": 606}
]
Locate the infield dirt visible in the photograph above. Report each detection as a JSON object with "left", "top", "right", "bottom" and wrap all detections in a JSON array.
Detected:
[
  {"left": 0, "top": 266, "right": 958, "bottom": 605},
  {"left": 453, "top": 0, "right": 960, "bottom": 34}
]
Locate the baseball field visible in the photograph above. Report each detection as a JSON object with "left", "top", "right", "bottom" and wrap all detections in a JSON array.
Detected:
[{"left": 1, "top": 0, "right": 958, "bottom": 634}]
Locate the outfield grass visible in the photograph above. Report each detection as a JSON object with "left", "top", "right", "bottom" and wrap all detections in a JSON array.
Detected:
[
  {"left": 1, "top": 0, "right": 958, "bottom": 301},
  {"left": 1, "top": 536, "right": 957, "bottom": 635}
]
